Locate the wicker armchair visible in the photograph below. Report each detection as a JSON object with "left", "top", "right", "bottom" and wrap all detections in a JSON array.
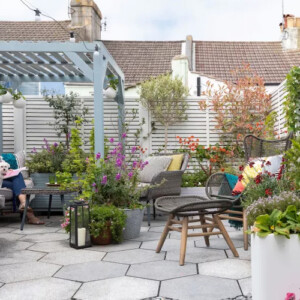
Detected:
[
  {"left": 140, "top": 153, "right": 189, "bottom": 226},
  {"left": 205, "top": 133, "right": 293, "bottom": 250}
]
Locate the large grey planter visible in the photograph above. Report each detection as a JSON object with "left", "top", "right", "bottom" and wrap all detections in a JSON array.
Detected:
[
  {"left": 123, "top": 207, "right": 145, "bottom": 240},
  {"left": 30, "top": 173, "right": 75, "bottom": 211}
]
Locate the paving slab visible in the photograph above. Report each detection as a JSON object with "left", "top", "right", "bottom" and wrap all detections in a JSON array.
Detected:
[
  {"left": 130, "top": 231, "right": 164, "bottom": 242},
  {"left": 0, "top": 239, "right": 33, "bottom": 253},
  {"left": 195, "top": 237, "right": 244, "bottom": 250},
  {"left": 104, "top": 248, "right": 165, "bottom": 264},
  {"left": 0, "top": 227, "right": 15, "bottom": 233},
  {"left": 141, "top": 238, "right": 194, "bottom": 252},
  {"left": 55, "top": 260, "right": 128, "bottom": 282},
  {"left": 168, "top": 231, "right": 219, "bottom": 241},
  {"left": 160, "top": 275, "right": 241, "bottom": 300},
  {"left": 140, "top": 226, "right": 149, "bottom": 232},
  {"left": 0, "top": 277, "right": 80, "bottom": 300},
  {"left": 128, "top": 260, "right": 197, "bottom": 280},
  {"left": 0, "top": 261, "right": 60, "bottom": 283},
  {"left": 28, "top": 240, "right": 76, "bottom": 253},
  {"left": 74, "top": 276, "right": 159, "bottom": 300},
  {"left": 41, "top": 249, "right": 105, "bottom": 265},
  {"left": 11, "top": 226, "right": 59, "bottom": 235},
  {"left": 0, "top": 233, "right": 23, "bottom": 241},
  {"left": 148, "top": 226, "right": 165, "bottom": 233},
  {"left": 19, "top": 232, "right": 68, "bottom": 243},
  {"left": 0, "top": 250, "right": 45, "bottom": 265},
  {"left": 89, "top": 240, "right": 141, "bottom": 252},
  {"left": 166, "top": 247, "right": 227, "bottom": 264},
  {"left": 198, "top": 259, "right": 251, "bottom": 280},
  {"left": 227, "top": 230, "right": 245, "bottom": 240},
  {"left": 226, "top": 247, "right": 251, "bottom": 260},
  {"left": 239, "top": 277, "right": 252, "bottom": 296}
]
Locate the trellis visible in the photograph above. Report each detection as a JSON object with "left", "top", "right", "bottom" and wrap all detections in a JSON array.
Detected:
[{"left": 0, "top": 41, "right": 125, "bottom": 155}]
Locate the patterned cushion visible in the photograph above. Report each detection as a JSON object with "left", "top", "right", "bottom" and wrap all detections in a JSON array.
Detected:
[
  {"left": 139, "top": 156, "right": 172, "bottom": 183},
  {"left": 167, "top": 154, "right": 184, "bottom": 171}
]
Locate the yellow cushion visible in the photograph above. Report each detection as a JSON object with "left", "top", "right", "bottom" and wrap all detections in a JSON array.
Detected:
[{"left": 167, "top": 154, "right": 184, "bottom": 171}]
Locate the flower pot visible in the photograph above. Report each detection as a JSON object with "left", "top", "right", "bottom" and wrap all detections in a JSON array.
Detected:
[
  {"left": 251, "top": 234, "right": 300, "bottom": 300},
  {"left": 104, "top": 87, "right": 117, "bottom": 99},
  {"left": 91, "top": 226, "right": 112, "bottom": 245},
  {"left": 0, "top": 92, "right": 13, "bottom": 103},
  {"left": 122, "top": 207, "right": 145, "bottom": 240},
  {"left": 13, "top": 98, "right": 26, "bottom": 109}
]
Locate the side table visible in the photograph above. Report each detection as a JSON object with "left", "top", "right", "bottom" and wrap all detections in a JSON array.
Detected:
[{"left": 20, "top": 187, "right": 76, "bottom": 231}]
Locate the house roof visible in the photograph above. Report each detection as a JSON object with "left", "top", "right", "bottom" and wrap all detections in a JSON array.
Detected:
[
  {"left": 195, "top": 41, "right": 300, "bottom": 84},
  {"left": 0, "top": 20, "right": 300, "bottom": 86}
]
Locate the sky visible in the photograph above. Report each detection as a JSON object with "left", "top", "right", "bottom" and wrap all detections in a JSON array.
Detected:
[{"left": 0, "top": 0, "right": 300, "bottom": 41}]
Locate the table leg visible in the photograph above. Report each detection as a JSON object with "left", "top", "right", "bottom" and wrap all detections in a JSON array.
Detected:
[
  {"left": 20, "top": 194, "right": 30, "bottom": 231},
  {"left": 48, "top": 194, "right": 52, "bottom": 219},
  {"left": 60, "top": 194, "right": 65, "bottom": 216}
]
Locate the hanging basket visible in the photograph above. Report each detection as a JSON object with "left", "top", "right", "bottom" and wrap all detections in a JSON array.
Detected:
[
  {"left": 0, "top": 92, "right": 13, "bottom": 104},
  {"left": 104, "top": 87, "right": 117, "bottom": 99},
  {"left": 13, "top": 99, "right": 26, "bottom": 109}
]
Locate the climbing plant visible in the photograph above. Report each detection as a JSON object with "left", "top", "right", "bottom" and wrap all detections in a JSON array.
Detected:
[{"left": 284, "top": 66, "right": 300, "bottom": 133}]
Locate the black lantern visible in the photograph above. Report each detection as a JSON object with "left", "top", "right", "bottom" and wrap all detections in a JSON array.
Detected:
[{"left": 69, "top": 200, "right": 91, "bottom": 249}]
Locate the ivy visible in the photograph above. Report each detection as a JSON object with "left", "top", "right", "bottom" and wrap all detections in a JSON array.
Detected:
[{"left": 284, "top": 66, "right": 300, "bottom": 133}]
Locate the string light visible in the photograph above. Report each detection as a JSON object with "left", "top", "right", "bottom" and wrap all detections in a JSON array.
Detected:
[
  {"left": 34, "top": 9, "right": 41, "bottom": 21},
  {"left": 69, "top": 32, "right": 76, "bottom": 43}
]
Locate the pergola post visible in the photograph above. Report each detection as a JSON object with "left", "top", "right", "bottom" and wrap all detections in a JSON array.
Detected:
[{"left": 93, "top": 49, "right": 107, "bottom": 157}]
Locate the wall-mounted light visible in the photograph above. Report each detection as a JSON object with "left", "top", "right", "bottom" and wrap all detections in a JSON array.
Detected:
[
  {"left": 34, "top": 9, "right": 41, "bottom": 22},
  {"left": 69, "top": 32, "right": 75, "bottom": 43}
]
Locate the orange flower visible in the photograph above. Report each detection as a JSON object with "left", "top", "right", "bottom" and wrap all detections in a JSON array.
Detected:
[
  {"left": 191, "top": 147, "right": 195, "bottom": 151},
  {"left": 196, "top": 138, "right": 199, "bottom": 142}
]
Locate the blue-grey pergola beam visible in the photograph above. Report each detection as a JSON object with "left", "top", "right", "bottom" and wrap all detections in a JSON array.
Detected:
[{"left": 0, "top": 41, "right": 125, "bottom": 155}]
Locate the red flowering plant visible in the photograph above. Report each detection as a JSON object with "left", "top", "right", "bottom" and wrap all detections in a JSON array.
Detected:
[
  {"left": 176, "top": 135, "right": 234, "bottom": 176},
  {"left": 241, "top": 158, "right": 293, "bottom": 209}
]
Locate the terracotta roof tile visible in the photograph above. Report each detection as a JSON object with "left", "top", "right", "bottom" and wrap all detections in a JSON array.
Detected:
[{"left": 194, "top": 41, "right": 300, "bottom": 84}]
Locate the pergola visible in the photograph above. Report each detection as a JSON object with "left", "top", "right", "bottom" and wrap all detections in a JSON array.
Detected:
[{"left": 0, "top": 41, "right": 125, "bottom": 155}]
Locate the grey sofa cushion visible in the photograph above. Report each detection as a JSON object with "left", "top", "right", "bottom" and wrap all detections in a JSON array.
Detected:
[
  {"left": 139, "top": 156, "right": 172, "bottom": 183},
  {"left": 0, "top": 188, "right": 13, "bottom": 200}
]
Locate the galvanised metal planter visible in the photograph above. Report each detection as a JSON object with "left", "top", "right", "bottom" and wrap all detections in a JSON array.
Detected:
[{"left": 123, "top": 207, "right": 145, "bottom": 240}]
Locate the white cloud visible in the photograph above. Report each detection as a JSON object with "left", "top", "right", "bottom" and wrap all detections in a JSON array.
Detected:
[{"left": 0, "top": 0, "right": 300, "bottom": 41}]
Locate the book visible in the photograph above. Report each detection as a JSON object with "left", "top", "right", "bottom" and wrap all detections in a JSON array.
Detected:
[{"left": 3, "top": 167, "right": 27, "bottom": 179}]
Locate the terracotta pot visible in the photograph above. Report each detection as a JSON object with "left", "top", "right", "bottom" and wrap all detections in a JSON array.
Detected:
[{"left": 91, "top": 224, "right": 112, "bottom": 245}]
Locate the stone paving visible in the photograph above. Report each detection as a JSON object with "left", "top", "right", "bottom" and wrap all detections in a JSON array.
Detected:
[{"left": 0, "top": 212, "right": 252, "bottom": 300}]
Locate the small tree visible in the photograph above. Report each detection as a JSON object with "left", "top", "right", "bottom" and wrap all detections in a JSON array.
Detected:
[
  {"left": 139, "top": 74, "right": 189, "bottom": 151},
  {"left": 200, "top": 64, "right": 274, "bottom": 156},
  {"left": 44, "top": 91, "right": 88, "bottom": 149}
]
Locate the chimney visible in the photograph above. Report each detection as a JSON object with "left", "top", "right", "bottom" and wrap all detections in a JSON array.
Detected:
[
  {"left": 185, "top": 35, "right": 193, "bottom": 70},
  {"left": 281, "top": 14, "right": 300, "bottom": 50},
  {"left": 70, "top": 0, "right": 102, "bottom": 42}
]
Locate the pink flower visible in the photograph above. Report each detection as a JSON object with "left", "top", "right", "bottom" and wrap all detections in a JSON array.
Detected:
[
  {"left": 96, "top": 152, "right": 101, "bottom": 160},
  {"left": 92, "top": 182, "right": 97, "bottom": 187},
  {"left": 101, "top": 175, "right": 107, "bottom": 185},
  {"left": 131, "top": 146, "right": 137, "bottom": 153},
  {"left": 109, "top": 137, "right": 114, "bottom": 143},
  {"left": 116, "top": 158, "right": 122, "bottom": 168},
  {"left": 128, "top": 172, "right": 133, "bottom": 179},
  {"left": 122, "top": 132, "right": 127, "bottom": 138},
  {"left": 115, "top": 173, "right": 121, "bottom": 181},
  {"left": 285, "top": 293, "right": 295, "bottom": 300}
]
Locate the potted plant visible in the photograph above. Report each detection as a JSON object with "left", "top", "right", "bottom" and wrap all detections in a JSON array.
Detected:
[
  {"left": 0, "top": 85, "right": 13, "bottom": 103},
  {"left": 12, "top": 90, "right": 26, "bottom": 108},
  {"left": 89, "top": 205, "right": 127, "bottom": 245},
  {"left": 246, "top": 192, "right": 300, "bottom": 300},
  {"left": 0, "top": 85, "right": 25, "bottom": 106},
  {"left": 103, "top": 74, "right": 119, "bottom": 99}
]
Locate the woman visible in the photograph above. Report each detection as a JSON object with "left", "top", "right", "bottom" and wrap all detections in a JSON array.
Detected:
[{"left": 2, "top": 172, "right": 44, "bottom": 225}]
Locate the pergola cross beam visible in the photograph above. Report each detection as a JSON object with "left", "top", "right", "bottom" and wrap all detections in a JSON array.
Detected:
[{"left": 0, "top": 41, "right": 125, "bottom": 156}]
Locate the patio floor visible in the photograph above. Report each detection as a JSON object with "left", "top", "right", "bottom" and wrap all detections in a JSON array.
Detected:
[{"left": 0, "top": 188, "right": 252, "bottom": 300}]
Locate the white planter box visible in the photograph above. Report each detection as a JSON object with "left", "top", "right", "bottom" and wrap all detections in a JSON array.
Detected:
[{"left": 251, "top": 234, "right": 300, "bottom": 300}]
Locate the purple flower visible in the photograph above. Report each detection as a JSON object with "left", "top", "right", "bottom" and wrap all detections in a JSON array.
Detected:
[
  {"left": 128, "top": 172, "right": 133, "bottom": 179},
  {"left": 43, "top": 138, "right": 50, "bottom": 151},
  {"left": 109, "top": 137, "right": 114, "bottom": 143},
  {"left": 86, "top": 157, "right": 89, "bottom": 163},
  {"left": 101, "top": 175, "right": 107, "bottom": 185},
  {"left": 131, "top": 146, "right": 137, "bottom": 154},
  {"left": 122, "top": 132, "right": 127, "bottom": 139},
  {"left": 31, "top": 147, "right": 37, "bottom": 153},
  {"left": 92, "top": 182, "right": 96, "bottom": 187},
  {"left": 116, "top": 158, "right": 122, "bottom": 168},
  {"left": 132, "top": 161, "right": 138, "bottom": 168},
  {"left": 53, "top": 142, "right": 58, "bottom": 147},
  {"left": 115, "top": 173, "right": 121, "bottom": 181},
  {"left": 96, "top": 152, "right": 101, "bottom": 160}
]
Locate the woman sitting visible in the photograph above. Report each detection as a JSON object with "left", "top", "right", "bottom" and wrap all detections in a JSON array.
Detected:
[{"left": 2, "top": 172, "right": 44, "bottom": 225}]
